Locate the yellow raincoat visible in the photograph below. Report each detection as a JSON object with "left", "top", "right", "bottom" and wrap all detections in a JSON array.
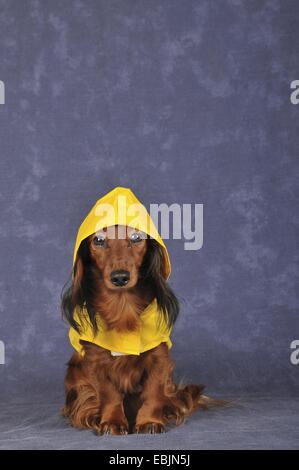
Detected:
[{"left": 68, "top": 187, "right": 173, "bottom": 356}]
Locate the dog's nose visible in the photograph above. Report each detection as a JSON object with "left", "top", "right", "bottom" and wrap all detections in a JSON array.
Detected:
[{"left": 110, "top": 270, "right": 130, "bottom": 287}]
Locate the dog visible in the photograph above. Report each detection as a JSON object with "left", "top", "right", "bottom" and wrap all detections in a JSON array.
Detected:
[{"left": 61, "top": 188, "right": 217, "bottom": 435}]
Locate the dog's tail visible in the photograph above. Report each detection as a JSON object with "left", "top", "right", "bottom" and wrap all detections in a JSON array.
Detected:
[
  {"left": 164, "top": 383, "right": 229, "bottom": 426},
  {"left": 196, "top": 392, "right": 228, "bottom": 409},
  {"left": 180, "top": 384, "right": 228, "bottom": 410}
]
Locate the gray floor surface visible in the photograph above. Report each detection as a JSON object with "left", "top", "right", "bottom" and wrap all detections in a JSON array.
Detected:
[{"left": 0, "top": 397, "right": 298, "bottom": 450}]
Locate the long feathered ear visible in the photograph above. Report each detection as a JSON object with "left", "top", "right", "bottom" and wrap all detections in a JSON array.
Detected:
[
  {"left": 61, "top": 252, "right": 85, "bottom": 333},
  {"left": 61, "top": 238, "right": 100, "bottom": 333},
  {"left": 140, "top": 239, "right": 179, "bottom": 329}
]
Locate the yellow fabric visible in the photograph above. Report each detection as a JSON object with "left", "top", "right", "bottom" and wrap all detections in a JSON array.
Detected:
[
  {"left": 72, "top": 186, "right": 171, "bottom": 278},
  {"left": 69, "top": 186, "right": 172, "bottom": 356},
  {"left": 69, "top": 298, "right": 172, "bottom": 356}
]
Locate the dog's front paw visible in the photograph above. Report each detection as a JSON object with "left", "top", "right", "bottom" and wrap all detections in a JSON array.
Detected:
[
  {"left": 134, "top": 422, "right": 165, "bottom": 434},
  {"left": 98, "top": 421, "right": 128, "bottom": 436}
]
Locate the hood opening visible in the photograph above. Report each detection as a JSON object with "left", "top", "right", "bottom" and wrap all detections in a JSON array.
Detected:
[{"left": 73, "top": 187, "right": 171, "bottom": 279}]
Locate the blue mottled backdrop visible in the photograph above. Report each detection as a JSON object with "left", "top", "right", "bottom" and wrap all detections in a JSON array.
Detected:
[{"left": 0, "top": 0, "right": 298, "bottom": 402}]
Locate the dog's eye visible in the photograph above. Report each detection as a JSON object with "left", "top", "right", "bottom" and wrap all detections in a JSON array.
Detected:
[
  {"left": 130, "top": 232, "right": 143, "bottom": 243},
  {"left": 93, "top": 236, "right": 106, "bottom": 247}
]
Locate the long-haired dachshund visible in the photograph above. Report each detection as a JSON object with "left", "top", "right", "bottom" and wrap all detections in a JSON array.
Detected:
[{"left": 61, "top": 188, "right": 219, "bottom": 435}]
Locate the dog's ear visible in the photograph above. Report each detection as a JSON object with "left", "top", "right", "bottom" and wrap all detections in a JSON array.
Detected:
[
  {"left": 72, "top": 255, "right": 84, "bottom": 304},
  {"left": 61, "top": 238, "right": 99, "bottom": 333},
  {"left": 141, "top": 240, "right": 179, "bottom": 329},
  {"left": 61, "top": 252, "right": 85, "bottom": 332}
]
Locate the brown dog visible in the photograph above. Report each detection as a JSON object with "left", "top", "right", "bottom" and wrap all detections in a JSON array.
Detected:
[{"left": 61, "top": 224, "right": 215, "bottom": 435}]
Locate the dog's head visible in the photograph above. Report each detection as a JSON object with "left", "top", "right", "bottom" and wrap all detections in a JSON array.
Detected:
[
  {"left": 61, "top": 225, "right": 179, "bottom": 333},
  {"left": 88, "top": 225, "right": 148, "bottom": 290}
]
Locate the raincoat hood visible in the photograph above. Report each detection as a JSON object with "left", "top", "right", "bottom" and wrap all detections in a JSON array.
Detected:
[
  {"left": 72, "top": 186, "right": 171, "bottom": 278},
  {"left": 69, "top": 187, "right": 173, "bottom": 356}
]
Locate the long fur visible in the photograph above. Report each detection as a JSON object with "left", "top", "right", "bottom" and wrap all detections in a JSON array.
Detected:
[
  {"left": 61, "top": 233, "right": 220, "bottom": 435},
  {"left": 61, "top": 238, "right": 179, "bottom": 334}
]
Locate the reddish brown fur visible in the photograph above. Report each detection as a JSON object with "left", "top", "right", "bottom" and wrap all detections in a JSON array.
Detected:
[{"left": 62, "top": 226, "right": 208, "bottom": 435}]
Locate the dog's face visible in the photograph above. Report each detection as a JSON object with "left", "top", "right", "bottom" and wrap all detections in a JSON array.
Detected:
[
  {"left": 88, "top": 225, "right": 148, "bottom": 290},
  {"left": 62, "top": 223, "right": 179, "bottom": 334}
]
